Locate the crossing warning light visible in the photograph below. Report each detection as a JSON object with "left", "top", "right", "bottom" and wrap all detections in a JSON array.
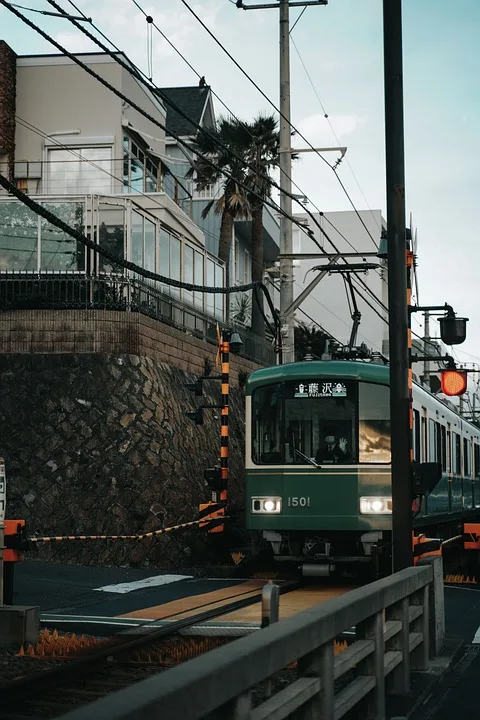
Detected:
[{"left": 440, "top": 369, "right": 467, "bottom": 396}]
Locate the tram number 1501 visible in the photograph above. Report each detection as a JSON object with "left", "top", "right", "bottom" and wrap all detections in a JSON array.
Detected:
[{"left": 287, "top": 496, "right": 311, "bottom": 508}]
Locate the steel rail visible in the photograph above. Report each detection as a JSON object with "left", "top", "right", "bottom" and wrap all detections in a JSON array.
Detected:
[{"left": 1, "top": 580, "right": 299, "bottom": 712}]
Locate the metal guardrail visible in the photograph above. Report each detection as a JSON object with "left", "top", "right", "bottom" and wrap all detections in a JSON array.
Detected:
[
  {"left": 55, "top": 562, "right": 443, "bottom": 720},
  {"left": 0, "top": 273, "right": 275, "bottom": 366}
]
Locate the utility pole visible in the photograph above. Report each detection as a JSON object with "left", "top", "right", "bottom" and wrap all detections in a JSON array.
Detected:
[
  {"left": 279, "top": 0, "right": 294, "bottom": 363},
  {"left": 235, "top": 0, "right": 327, "bottom": 364},
  {"left": 423, "top": 310, "right": 430, "bottom": 384},
  {"left": 383, "top": 0, "right": 413, "bottom": 571}
]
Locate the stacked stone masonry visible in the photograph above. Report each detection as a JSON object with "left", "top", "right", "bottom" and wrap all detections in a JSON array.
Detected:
[
  {"left": 0, "top": 310, "right": 260, "bottom": 568},
  {"left": 0, "top": 41, "right": 17, "bottom": 180}
]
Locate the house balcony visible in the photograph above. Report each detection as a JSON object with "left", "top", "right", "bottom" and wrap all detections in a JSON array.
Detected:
[{"left": 0, "top": 194, "right": 275, "bottom": 365}]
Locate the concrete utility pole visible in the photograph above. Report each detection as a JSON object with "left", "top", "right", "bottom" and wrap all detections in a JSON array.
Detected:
[
  {"left": 423, "top": 310, "right": 430, "bottom": 383},
  {"left": 236, "top": 0, "right": 327, "bottom": 364},
  {"left": 383, "top": 0, "right": 413, "bottom": 571},
  {"left": 279, "top": 0, "right": 294, "bottom": 363}
]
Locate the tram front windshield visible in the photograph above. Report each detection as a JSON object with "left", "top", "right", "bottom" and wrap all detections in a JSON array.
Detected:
[
  {"left": 252, "top": 379, "right": 356, "bottom": 465},
  {"left": 252, "top": 379, "right": 391, "bottom": 465}
]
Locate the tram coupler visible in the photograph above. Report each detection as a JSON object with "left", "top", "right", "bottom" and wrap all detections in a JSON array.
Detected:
[{"left": 301, "top": 563, "right": 336, "bottom": 578}]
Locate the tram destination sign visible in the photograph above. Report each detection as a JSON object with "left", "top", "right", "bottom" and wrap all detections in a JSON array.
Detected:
[{"left": 294, "top": 381, "right": 348, "bottom": 398}]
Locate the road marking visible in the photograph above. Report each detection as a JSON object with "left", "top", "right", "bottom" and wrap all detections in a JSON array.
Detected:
[
  {"left": 94, "top": 574, "right": 193, "bottom": 594},
  {"left": 473, "top": 627, "right": 480, "bottom": 644}
]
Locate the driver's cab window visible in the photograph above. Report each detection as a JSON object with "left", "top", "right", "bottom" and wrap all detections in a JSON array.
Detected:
[
  {"left": 284, "top": 380, "right": 356, "bottom": 464},
  {"left": 252, "top": 383, "right": 283, "bottom": 464}
]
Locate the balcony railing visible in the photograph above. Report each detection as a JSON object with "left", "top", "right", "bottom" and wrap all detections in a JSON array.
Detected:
[{"left": 0, "top": 273, "right": 275, "bottom": 366}]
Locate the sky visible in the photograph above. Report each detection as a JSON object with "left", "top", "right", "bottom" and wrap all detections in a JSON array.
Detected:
[{"left": 1, "top": 0, "right": 479, "bottom": 371}]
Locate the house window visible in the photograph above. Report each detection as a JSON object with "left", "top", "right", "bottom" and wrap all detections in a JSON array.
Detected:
[
  {"left": 123, "top": 135, "right": 159, "bottom": 194},
  {"left": 130, "top": 211, "right": 156, "bottom": 279},
  {"left": 47, "top": 147, "right": 112, "bottom": 194},
  {"left": 194, "top": 250, "right": 204, "bottom": 310}
]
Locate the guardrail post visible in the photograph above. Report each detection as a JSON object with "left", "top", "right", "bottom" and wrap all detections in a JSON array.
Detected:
[
  {"left": 417, "top": 555, "right": 444, "bottom": 655},
  {"left": 388, "top": 597, "right": 410, "bottom": 695},
  {"left": 410, "top": 585, "right": 429, "bottom": 670},
  {"left": 356, "top": 611, "right": 385, "bottom": 718},
  {"left": 297, "top": 642, "right": 334, "bottom": 720},
  {"left": 261, "top": 583, "right": 279, "bottom": 628}
]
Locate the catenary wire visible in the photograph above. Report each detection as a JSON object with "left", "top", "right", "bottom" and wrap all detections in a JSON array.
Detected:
[
  {"left": 44, "top": 0, "right": 337, "bottom": 259},
  {"left": 7, "top": 0, "right": 388, "bottom": 328},
  {"left": 0, "top": 173, "right": 276, "bottom": 314},
  {"left": 179, "top": 0, "right": 380, "bottom": 249},
  {"left": 12, "top": 115, "right": 225, "bottom": 249},
  {"left": 2, "top": 0, "right": 323, "bottom": 256},
  {"left": 289, "top": 27, "right": 381, "bottom": 237},
  {"left": 44, "top": 0, "right": 389, "bottom": 318}
]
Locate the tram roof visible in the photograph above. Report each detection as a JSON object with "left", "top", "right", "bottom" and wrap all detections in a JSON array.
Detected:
[{"left": 246, "top": 360, "right": 389, "bottom": 395}]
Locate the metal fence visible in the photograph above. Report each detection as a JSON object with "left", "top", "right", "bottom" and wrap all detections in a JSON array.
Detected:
[
  {"left": 0, "top": 273, "right": 275, "bottom": 366},
  {"left": 55, "top": 561, "right": 444, "bottom": 720}
]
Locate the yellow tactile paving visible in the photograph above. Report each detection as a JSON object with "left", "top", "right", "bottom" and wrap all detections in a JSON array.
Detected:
[
  {"left": 118, "top": 580, "right": 267, "bottom": 622},
  {"left": 217, "top": 586, "right": 353, "bottom": 623}
]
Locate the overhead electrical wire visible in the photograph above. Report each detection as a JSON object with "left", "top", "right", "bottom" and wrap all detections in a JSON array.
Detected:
[
  {"left": 13, "top": 115, "right": 225, "bottom": 248},
  {"left": 2, "top": 0, "right": 324, "bottom": 258},
  {"left": 43, "top": 0, "right": 389, "bottom": 320},
  {"left": 6, "top": 0, "right": 389, "bottom": 339},
  {"left": 178, "top": 0, "right": 380, "bottom": 249},
  {"left": 0, "top": 172, "right": 277, "bottom": 319},
  {"left": 289, "top": 26, "right": 381, "bottom": 239}
]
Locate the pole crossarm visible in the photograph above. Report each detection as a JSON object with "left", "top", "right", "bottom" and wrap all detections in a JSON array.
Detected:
[
  {"left": 411, "top": 354, "right": 455, "bottom": 365},
  {"left": 284, "top": 254, "right": 340, "bottom": 319},
  {"left": 410, "top": 303, "right": 455, "bottom": 316},
  {"left": 279, "top": 252, "right": 380, "bottom": 259},
  {"left": 236, "top": 1, "right": 327, "bottom": 9},
  {"left": 291, "top": 146, "right": 347, "bottom": 155}
]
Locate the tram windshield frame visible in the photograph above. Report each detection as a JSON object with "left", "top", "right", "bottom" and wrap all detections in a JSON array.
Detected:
[{"left": 251, "top": 379, "right": 391, "bottom": 466}]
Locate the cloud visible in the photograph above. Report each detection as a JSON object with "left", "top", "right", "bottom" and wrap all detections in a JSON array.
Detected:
[{"left": 295, "top": 113, "right": 367, "bottom": 147}]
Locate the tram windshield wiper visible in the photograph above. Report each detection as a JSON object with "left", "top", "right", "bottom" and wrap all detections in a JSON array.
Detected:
[{"left": 293, "top": 448, "right": 320, "bottom": 468}]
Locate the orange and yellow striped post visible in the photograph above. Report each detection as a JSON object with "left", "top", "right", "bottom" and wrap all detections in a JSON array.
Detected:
[{"left": 219, "top": 329, "right": 231, "bottom": 505}]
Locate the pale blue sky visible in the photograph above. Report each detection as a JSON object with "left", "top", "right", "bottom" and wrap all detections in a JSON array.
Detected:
[{"left": 1, "top": 0, "right": 479, "bottom": 367}]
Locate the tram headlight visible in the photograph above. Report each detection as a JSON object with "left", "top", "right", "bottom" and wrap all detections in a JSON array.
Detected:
[
  {"left": 251, "top": 496, "right": 282, "bottom": 514},
  {"left": 360, "top": 497, "right": 392, "bottom": 515}
]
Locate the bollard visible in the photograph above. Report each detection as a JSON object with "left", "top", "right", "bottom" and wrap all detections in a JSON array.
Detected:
[{"left": 261, "top": 582, "right": 280, "bottom": 628}]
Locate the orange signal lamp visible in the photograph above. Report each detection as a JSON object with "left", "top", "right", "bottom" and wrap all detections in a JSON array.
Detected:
[{"left": 440, "top": 369, "right": 468, "bottom": 396}]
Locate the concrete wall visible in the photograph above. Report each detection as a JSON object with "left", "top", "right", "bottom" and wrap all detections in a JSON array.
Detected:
[
  {"left": 15, "top": 55, "right": 123, "bottom": 193},
  {"left": 0, "top": 310, "right": 258, "bottom": 568},
  {"left": 0, "top": 309, "right": 258, "bottom": 384}
]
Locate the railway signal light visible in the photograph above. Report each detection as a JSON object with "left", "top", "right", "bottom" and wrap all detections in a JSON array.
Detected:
[
  {"left": 439, "top": 315, "right": 468, "bottom": 346},
  {"left": 185, "top": 379, "right": 203, "bottom": 396},
  {"left": 184, "top": 408, "right": 204, "bottom": 425},
  {"left": 440, "top": 368, "right": 468, "bottom": 396},
  {"left": 204, "top": 467, "right": 222, "bottom": 491}
]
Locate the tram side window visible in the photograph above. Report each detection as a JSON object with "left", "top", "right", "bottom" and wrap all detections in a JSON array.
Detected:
[
  {"left": 474, "top": 444, "right": 480, "bottom": 478},
  {"left": 446, "top": 430, "right": 451, "bottom": 473},
  {"left": 464, "top": 438, "right": 471, "bottom": 477},
  {"left": 452, "top": 432, "right": 461, "bottom": 475},
  {"left": 252, "top": 383, "right": 283, "bottom": 464},
  {"left": 421, "top": 416, "right": 427, "bottom": 462},
  {"left": 440, "top": 425, "right": 447, "bottom": 471},
  {"left": 413, "top": 410, "right": 421, "bottom": 462},
  {"left": 428, "top": 420, "right": 436, "bottom": 462},
  {"left": 359, "top": 383, "right": 391, "bottom": 463}
]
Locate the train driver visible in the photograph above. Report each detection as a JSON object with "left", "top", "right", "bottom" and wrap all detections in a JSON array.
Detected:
[{"left": 315, "top": 427, "right": 350, "bottom": 464}]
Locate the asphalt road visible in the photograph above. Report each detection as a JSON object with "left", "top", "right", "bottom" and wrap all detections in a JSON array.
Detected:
[{"left": 12, "top": 559, "right": 245, "bottom": 616}]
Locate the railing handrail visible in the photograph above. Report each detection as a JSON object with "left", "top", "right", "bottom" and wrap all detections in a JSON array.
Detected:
[{"left": 55, "top": 565, "right": 433, "bottom": 720}]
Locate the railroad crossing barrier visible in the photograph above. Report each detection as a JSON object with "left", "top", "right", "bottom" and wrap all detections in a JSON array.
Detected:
[{"left": 55, "top": 558, "right": 444, "bottom": 720}]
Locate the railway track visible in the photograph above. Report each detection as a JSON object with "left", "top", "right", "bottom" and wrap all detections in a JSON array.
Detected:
[{"left": 1, "top": 580, "right": 299, "bottom": 720}]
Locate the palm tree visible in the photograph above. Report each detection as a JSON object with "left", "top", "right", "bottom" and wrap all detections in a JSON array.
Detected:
[
  {"left": 294, "top": 322, "right": 329, "bottom": 361},
  {"left": 244, "top": 115, "right": 279, "bottom": 339},
  {"left": 188, "top": 118, "right": 252, "bottom": 292}
]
